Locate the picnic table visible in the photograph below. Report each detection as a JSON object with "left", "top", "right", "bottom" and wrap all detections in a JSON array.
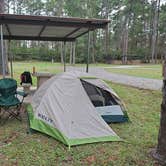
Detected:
[{"left": 32, "top": 72, "right": 54, "bottom": 88}]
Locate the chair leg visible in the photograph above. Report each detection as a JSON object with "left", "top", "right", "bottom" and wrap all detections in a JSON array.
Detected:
[
  {"left": 11, "top": 104, "right": 22, "bottom": 121},
  {"left": 0, "top": 108, "right": 4, "bottom": 119},
  {"left": 8, "top": 110, "right": 22, "bottom": 121},
  {"left": 0, "top": 105, "right": 22, "bottom": 124},
  {"left": 0, "top": 108, "right": 10, "bottom": 125}
]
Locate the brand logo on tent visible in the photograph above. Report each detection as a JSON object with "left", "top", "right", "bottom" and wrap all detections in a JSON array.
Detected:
[{"left": 38, "top": 113, "right": 53, "bottom": 124}]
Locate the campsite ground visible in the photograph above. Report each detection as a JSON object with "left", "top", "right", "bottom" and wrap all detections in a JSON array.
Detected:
[{"left": 0, "top": 81, "right": 161, "bottom": 165}]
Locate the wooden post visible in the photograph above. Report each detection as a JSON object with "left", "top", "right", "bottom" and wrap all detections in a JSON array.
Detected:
[{"left": 151, "top": 54, "right": 166, "bottom": 164}]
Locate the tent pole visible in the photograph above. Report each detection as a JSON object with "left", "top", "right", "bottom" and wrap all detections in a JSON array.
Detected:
[
  {"left": 63, "top": 41, "right": 66, "bottom": 72},
  {"left": 9, "top": 40, "right": 13, "bottom": 78},
  {"left": 0, "top": 24, "right": 5, "bottom": 78},
  {"left": 86, "top": 30, "right": 90, "bottom": 73}
]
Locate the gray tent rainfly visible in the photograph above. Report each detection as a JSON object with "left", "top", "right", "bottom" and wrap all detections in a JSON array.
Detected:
[
  {"left": 0, "top": 13, "right": 110, "bottom": 76},
  {"left": 27, "top": 71, "right": 129, "bottom": 147}
]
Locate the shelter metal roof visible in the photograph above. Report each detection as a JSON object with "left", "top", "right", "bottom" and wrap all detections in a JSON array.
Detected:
[{"left": 0, "top": 14, "right": 110, "bottom": 41}]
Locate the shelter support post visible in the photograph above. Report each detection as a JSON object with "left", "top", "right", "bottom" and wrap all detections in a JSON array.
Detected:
[
  {"left": 0, "top": 24, "right": 5, "bottom": 78},
  {"left": 86, "top": 30, "right": 90, "bottom": 73},
  {"left": 63, "top": 41, "right": 66, "bottom": 72},
  {"left": 8, "top": 40, "right": 13, "bottom": 78}
]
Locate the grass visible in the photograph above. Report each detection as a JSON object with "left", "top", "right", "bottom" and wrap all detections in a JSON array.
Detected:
[
  {"left": 1, "top": 61, "right": 114, "bottom": 86},
  {"left": 1, "top": 61, "right": 162, "bottom": 86},
  {"left": 106, "top": 64, "right": 162, "bottom": 79},
  {"left": 0, "top": 82, "right": 161, "bottom": 165},
  {"left": 12, "top": 61, "right": 63, "bottom": 86}
]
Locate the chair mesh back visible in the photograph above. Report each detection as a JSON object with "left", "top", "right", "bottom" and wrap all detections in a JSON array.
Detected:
[{"left": 0, "top": 78, "right": 17, "bottom": 97}]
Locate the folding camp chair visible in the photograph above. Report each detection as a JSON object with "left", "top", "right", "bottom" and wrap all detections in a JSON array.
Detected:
[{"left": 0, "top": 78, "right": 27, "bottom": 124}]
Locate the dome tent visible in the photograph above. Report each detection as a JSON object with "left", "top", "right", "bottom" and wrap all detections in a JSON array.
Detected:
[{"left": 27, "top": 71, "right": 128, "bottom": 147}]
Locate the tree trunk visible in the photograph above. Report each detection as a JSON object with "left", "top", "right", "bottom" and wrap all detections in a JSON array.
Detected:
[
  {"left": 122, "top": 17, "right": 129, "bottom": 65},
  {"left": 151, "top": 56, "right": 166, "bottom": 165},
  {"left": 151, "top": 0, "right": 159, "bottom": 64},
  {"left": 121, "top": 0, "right": 133, "bottom": 65},
  {"left": 142, "top": 0, "right": 149, "bottom": 62},
  {"left": 103, "top": 0, "right": 109, "bottom": 61},
  {"left": 154, "top": 0, "right": 160, "bottom": 64},
  {"left": 0, "top": 0, "right": 5, "bottom": 13}
]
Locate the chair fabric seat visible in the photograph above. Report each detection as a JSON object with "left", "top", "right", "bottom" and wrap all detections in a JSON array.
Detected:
[{"left": 0, "top": 79, "right": 17, "bottom": 96}]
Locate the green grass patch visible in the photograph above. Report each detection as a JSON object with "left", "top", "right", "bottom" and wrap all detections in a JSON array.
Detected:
[
  {"left": 106, "top": 64, "right": 162, "bottom": 79},
  {"left": 0, "top": 82, "right": 161, "bottom": 165},
  {"left": 1, "top": 61, "right": 115, "bottom": 86},
  {"left": 5, "top": 61, "right": 63, "bottom": 86},
  {"left": 1, "top": 62, "right": 163, "bottom": 85}
]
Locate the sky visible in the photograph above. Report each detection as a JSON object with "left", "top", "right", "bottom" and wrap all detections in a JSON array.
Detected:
[
  {"left": 8, "top": 0, "right": 166, "bottom": 15},
  {"left": 148, "top": 0, "right": 166, "bottom": 5},
  {"left": 159, "top": 0, "right": 165, "bottom": 5}
]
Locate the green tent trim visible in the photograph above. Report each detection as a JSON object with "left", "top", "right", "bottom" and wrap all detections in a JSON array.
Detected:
[
  {"left": 27, "top": 105, "right": 121, "bottom": 147},
  {"left": 79, "top": 76, "right": 97, "bottom": 79},
  {"left": 69, "top": 135, "right": 121, "bottom": 146},
  {"left": 27, "top": 105, "right": 69, "bottom": 145}
]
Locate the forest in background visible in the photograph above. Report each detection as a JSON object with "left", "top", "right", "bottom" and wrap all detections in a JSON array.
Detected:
[{"left": 1, "top": 0, "right": 166, "bottom": 64}]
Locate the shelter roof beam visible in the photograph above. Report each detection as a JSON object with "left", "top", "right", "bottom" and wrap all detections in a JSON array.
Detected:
[
  {"left": 3, "top": 35, "right": 75, "bottom": 41},
  {"left": 0, "top": 18, "right": 107, "bottom": 29},
  {"left": 38, "top": 19, "right": 49, "bottom": 37},
  {"left": 5, "top": 23, "right": 12, "bottom": 36}
]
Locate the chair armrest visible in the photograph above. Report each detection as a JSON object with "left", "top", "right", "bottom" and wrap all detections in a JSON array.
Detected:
[{"left": 17, "top": 91, "right": 28, "bottom": 97}]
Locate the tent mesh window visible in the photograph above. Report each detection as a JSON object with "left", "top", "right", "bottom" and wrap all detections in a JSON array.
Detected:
[{"left": 81, "top": 80, "right": 117, "bottom": 107}]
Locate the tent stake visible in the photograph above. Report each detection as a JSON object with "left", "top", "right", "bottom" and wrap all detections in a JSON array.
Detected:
[{"left": 0, "top": 24, "right": 5, "bottom": 78}]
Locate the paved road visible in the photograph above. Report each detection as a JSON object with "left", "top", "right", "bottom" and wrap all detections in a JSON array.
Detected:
[{"left": 67, "top": 66, "right": 162, "bottom": 91}]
